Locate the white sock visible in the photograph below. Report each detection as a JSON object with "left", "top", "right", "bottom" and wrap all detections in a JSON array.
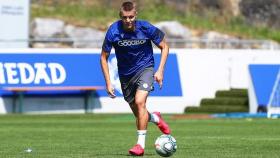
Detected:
[
  {"left": 149, "top": 113, "right": 159, "bottom": 124},
  {"left": 137, "top": 130, "right": 147, "bottom": 149}
]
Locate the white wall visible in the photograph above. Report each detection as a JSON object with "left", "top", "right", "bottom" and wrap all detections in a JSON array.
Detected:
[{"left": 176, "top": 49, "right": 280, "bottom": 113}]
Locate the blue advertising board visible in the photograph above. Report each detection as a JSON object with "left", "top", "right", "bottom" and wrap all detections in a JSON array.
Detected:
[
  {"left": 0, "top": 52, "right": 182, "bottom": 97},
  {"left": 0, "top": 53, "right": 105, "bottom": 95},
  {"left": 249, "top": 64, "right": 280, "bottom": 107}
]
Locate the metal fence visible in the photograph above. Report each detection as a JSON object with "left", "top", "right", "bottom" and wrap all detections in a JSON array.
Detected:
[{"left": 0, "top": 38, "right": 279, "bottom": 50}]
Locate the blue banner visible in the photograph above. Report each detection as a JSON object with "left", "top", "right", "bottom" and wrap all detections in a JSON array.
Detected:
[
  {"left": 249, "top": 64, "right": 280, "bottom": 106},
  {"left": 0, "top": 52, "right": 182, "bottom": 97},
  {"left": 0, "top": 53, "right": 104, "bottom": 95}
]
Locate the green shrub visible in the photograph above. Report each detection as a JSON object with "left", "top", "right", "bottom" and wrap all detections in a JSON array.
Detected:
[
  {"left": 185, "top": 105, "right": 248, "bottom": 113},
  {"left": 200, "top": 98, "right": 248, "bottom": 106},
  {"left": 215, "top": 89, "right": 248, "bottom": 98},
  {"left": 184, "top": 89, "right": 249, "bottom": 114}
]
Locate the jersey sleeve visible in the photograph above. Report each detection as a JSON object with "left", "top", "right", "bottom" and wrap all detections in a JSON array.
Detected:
[
  {"left": 147, "top": 22, "right": 165, "bottom": 46},
  {"left": 102, "top": 28, "right": 113, "bottom": 54}
]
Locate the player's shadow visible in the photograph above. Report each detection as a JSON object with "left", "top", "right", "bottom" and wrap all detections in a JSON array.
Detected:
[
  {"left": 125, "top": 153, "right": 155, "bottom": 157},
  {"left": 94, "top": 153, "right": 155, "bottom": 157}
]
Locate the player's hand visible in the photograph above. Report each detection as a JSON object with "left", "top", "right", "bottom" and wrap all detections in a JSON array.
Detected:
[
  {"left": 154, "top": 71, "right": 163, "bottom": 89},
  {"left": 106, "top": 84, "right": 116, "bottom": 98}
]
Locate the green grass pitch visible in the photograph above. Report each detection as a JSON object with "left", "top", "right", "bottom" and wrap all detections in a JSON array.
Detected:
[{"left": 0, "top": 114, "right": 279, "bottom": 157}]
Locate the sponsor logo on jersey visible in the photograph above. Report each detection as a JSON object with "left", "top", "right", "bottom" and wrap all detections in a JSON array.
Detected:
[{"left": 118, "top": 39, "right": 146, "bottom": 46}]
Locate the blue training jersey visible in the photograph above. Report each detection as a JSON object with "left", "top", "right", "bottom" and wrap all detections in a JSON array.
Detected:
[{"left": 102, "top": 20, "right": 165, "bottom": 77}]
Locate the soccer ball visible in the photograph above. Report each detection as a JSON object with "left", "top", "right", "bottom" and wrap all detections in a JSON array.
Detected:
[{"left": 154, "top": 134, "right": 177, "bottom": 157}]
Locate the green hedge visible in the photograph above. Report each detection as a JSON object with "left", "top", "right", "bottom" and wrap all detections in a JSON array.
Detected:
[
  {"left": 184, "top": 88, "right": 249, "bottom": 114},
  {"left": 215, "top": 89, "right": 248, "bottom": 98},
  {"left": 185, "top": 105, "right": 248, "bottom": 113},
  {"left": 200, "top": 98, "right": 248, "bottom": 106}
]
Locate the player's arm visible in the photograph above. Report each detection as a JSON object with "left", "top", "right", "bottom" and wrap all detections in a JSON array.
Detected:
[
  {"left": 154, "top": 37, "right": 169, "bottom": 89},
  {"left": 100, "top": 50, "right": 116, "bottom": 98}
]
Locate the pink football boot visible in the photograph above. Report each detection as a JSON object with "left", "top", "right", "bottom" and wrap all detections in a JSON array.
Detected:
[
  {"left": 153, "top": 112, "right": 171, "bottom": 134},
  {"left": 128, "top": 144, "right": 144, "bottom": 156}
]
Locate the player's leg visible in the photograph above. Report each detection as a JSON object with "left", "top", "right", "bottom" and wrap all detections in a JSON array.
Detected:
[
  {"left": 134, "top": 89, "right": 149, "bottom": 130},
  {"left": 135, "top": 67, "right": 171, "bottom": 134},
  {"left": 149, "top": 111, "right": 171, "bottom": 134},
  {"left": 131, "top": 100, "right": 171, "bottom": 135},
  {"left": 129, "top": 102, "right": 138, "bottom": 127},
  {"left": 128, "top": 68, "right": 153, "bottom": 156},
  {"left": 120, "top": 79, "right": 146, "bottom": 155},
  {"left": 128, "top": 90, "right": 149, "bottom": 156}
]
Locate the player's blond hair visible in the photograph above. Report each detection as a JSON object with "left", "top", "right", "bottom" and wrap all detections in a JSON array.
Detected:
[{"left": 119, "top": 1, "right": 136, "bottom": 16}]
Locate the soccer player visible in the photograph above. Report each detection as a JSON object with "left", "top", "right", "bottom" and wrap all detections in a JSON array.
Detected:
[{"left": 100, "top": 1, "right": 171, "bottom": 156}]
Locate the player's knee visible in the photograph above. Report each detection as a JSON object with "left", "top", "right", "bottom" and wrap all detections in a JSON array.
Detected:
[{"left": 134, "top": 99, "right": 146, "bottom": 109}]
